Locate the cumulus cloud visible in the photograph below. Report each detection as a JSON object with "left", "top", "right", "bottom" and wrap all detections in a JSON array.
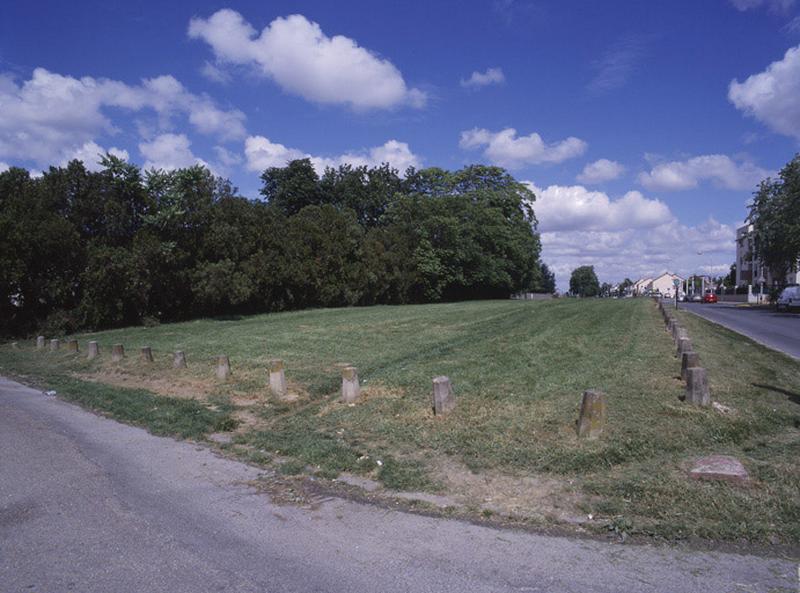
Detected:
[
  {"left": 139, "top": 133, "right": 210, "bottom": 171},
  {"left": 728, "top": 45, "right": 800, "bottom": 140},
  {"left": 62, "top": 141, "right": 129, "bottom": 172},
  {"left": 523, "top": 180, "right": 737, "bottom": 288},
  {"left": 188, "top": 9, "right": 426, "bottom": 110},
  {"left": 527, "top": 183, "right": 671, "bottom": 232},
  {"left": 460, "top": 67, "right": 505, "bottom": 88},
  {"left": 459, "top": 127, "right": 587, "bottom": 169},
  {"left": 729, "top": 0, "right": 795, "bottom": 12},
  {"left": 0, "top": 67, "right": 245, "bottom": 167},
  {"left": 638, "top": 154, "right": 772, "bottom": 191},
  {"left": 244, "top": 136, "right": 421, "bottom": 175},
  {"left": 0, "top": 161, "right": 9, "bottom": 173},
  {"left": 576, "top": 159, "right": 625, "bottom": 184}
]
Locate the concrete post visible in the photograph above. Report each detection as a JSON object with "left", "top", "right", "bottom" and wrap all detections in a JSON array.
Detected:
[
  {"left": 576, "top": 390, "right": 607, "bottom": 439},
  {"left": 216, "top": 355, "right": 231, "bottom": 380},
  {"left": 67, "top": 339, "right": 79, "bottom": 353},
  {"left": 432, "top": 376, "right": 455, "bottom": 416},
  {"left": 340, "top": 366, "right": 360, "bottom": 403},
  {"left": 111, "top": 344, "right": 125, "bottom": 362},
  {"left": 685, "top": 367, "right": 710, "bottom": 407},
  {"left": 36, "top": 336, "right": 45, "bottom": 350},
  {"left": 11, "top": 342, "right": 18, "bottom": 349},
  {"left": 681, "top": 351, "right": 700, "bottom": 381},
  {"left": 677, "top": 337, "right": 693, "bottom": 358},
  {"left": 671, "top": 323, "right": 683, "bottom": 342},
  {"left": 667, "top": 318, "right": 675, "bottom": 334},
  {"left": 140, "top": 346, "right": 154, "bottom": 363},
  {"left": 675, "top": 327, "right": 688, "bottom": 344},
  {"left": 269, "top": 359, "right": 288, "bottom": 398},
  {"left": 49, "top": 339, "right": 60, "bottom": 352},
  {"left": 173, "top": 351, "right": 187, "bottom": 369},
  {"left": 87, "top": 341, "right": 99, "bottom": 360}
]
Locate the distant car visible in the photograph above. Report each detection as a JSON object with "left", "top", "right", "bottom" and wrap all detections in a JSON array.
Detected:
[
  {"left": 691, "top": 294, "right": 702, "bottom": 302},
  {"left": 702, "top": 292, "right": 718, "bottom": 304},
  {"left": 776, "top": 285, "right": 800, "bottom": 311}
]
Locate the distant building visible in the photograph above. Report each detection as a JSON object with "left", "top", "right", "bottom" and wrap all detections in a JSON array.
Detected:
[
  {"left": 632, "top": 277, "right": 653, "bottom": 296},
  {"left": 735, "top": 224, "right": 800, "bottom": 288},
  {"left": 650, "top": 272, "right": 685, "bottom": 298}
]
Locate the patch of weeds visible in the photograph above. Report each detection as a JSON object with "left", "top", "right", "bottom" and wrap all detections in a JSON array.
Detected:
[
  {"left": 377, "top": 457, "right": 439, "bottom": 492},
  {"left": 278, "top": 459, "right": 307, "bottom": 476}
]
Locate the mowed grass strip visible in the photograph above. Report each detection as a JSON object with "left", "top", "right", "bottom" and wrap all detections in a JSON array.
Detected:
[{"left": 2, "top": 298, "right": 799, "bottom": 543}]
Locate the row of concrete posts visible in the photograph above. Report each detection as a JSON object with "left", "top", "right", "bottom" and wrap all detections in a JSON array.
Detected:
[{"left": 656, "top": 301, "right": 710, "bottom": 406}]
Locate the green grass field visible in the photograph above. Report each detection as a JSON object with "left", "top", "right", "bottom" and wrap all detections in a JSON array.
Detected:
[{"left": 2, "top": 298, "right": 799, "bottom": 544}]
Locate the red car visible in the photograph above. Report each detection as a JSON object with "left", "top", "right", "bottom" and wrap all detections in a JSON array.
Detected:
[{"left": 702, "top": 292, "right": 718, "bottom": 304}]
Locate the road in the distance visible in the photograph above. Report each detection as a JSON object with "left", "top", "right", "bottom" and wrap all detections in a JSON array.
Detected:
[
  {"left": 0, "top": 377, "right": 795, "bottom": 593},
  {"left": 680, "top": 302, "right": 800, "bottom": 359}
]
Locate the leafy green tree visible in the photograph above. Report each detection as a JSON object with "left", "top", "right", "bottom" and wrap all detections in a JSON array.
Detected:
[
  {"left": 259, "top": 158, "right": 323, "bottom": 216},
  {"left": 569, "top": 266, "right": 600, "bottom": 297},
  {"left": 748, "top": 154, "right": 800, "bottom": 284},
  {"left": 534, "top": 262, "right": 556, "bottom": 293}
]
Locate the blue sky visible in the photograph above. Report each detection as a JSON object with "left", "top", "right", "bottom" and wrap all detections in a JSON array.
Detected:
[{"left": 2, "top": 0, "right": 799, "bottom": 288}]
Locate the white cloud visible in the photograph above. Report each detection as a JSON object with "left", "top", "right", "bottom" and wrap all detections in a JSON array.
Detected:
[
  {"left": 729, "top": 0, "right": 795, "bottom": 12},
  {"left": 461, "top": 67, "right": 505, "bottom": 88},
  {"left": 0, "top": 161, "right": 9, "bottom": 173},
  {"left": 523, "top": 180, "right": 737, "bottom": 288},
  {"left": 139, "top": 133, "right": 209, "bottom": 171},
  {"left": 587, "top": 36, "right": 647, "bottom": 95},
  {"left": 188, "top": 9, "right": 426, "bottom": 110},
  {"left": 244, "top": 135, "right": 421, "bottom": 175},
  {"left": 728, "top": 45, "right": 800, "bottom": 140},
  {"left": 200, "top": 61, "right": 231, "bottom": 84},
  {"left": 62, "top": 141, "right": 129, "bottom": 172},
  {"left": 0, "top": 68, "right": 245, "bottom": 167},
  {"left": 638, "top": 154, "right": 772, "bottom": 191},
  {"left": 576, "top": 159, "right": 625, "bottom": 184},
  {"left": 459, "top": 127, "right": 587, "bottom": 169},
  {"left": 527, "top": 183, "right": 671, "bottom": 232}
]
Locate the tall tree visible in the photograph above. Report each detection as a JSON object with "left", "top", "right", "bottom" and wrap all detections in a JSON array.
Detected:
[
  {"left": 748, "top": 154, "right": 800, "bottom": 284},
  {"left": 569, "top": 266, "right": 600, "bottom": 297}
]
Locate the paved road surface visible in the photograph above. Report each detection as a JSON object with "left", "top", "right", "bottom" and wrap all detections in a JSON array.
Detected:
[
  {"left": 0, "top": 377, "right": 796, "bottom": 593},
  {"left": 680, "top": 302, "right": 800, "bottom": 359}
]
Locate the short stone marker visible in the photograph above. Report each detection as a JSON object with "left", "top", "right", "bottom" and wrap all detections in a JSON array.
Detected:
[
  {"left": 111, "top": 344, "right": 125, "bottom": 362},
  {"left": 36, "top": 336, "right": 45, "bottom": 350},
  {"left": 666, "top": 318, "right": 675, "bottom": 334},
  {"left": 680, "top": 351, "right": 700, "bottom": 381},
  {"left": 216, "top": 355, "right": 231, "bottom": 380},
  {"left": 173, "top": 350, "right": 187, "bottom": 369},
  {"left": 87, "top": 341, "right": 99, "bottom": 360},
  {"left": 675, "top": 327, "right": 688, "bottom": 343},
  {"left": 268, "top": 359, "right": 288, "bottom": 398},
  {"left": 49, "top": 339, "right": 60, "bottom": 352},
  {"left": 576, "top": 389, "right": 607, "bottom": 439},
  {"left": 432, "top": 376, "right": 455, "bottom": 416},
  {"left": 11, "top": 342, "right": 18, "bottom": 349},
  {"left": 685, "top": 367, "right": 710, "bottom": 407},
  {"left": 66, "top": 339, "right": 79, "bottom": 353},
  {"left": 340, "top": 366, "right": 360, "bottom": 403},
  {"left": 676, "top": 337, "right": 692, "bottom": 357},
  {"left": 140, "top": 346, "right": 154, "bottom": 363},
  {"left": 689, "top": 455, "right": 749, "bottom": 484}
]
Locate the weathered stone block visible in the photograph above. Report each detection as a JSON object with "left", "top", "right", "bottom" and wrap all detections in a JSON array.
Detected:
[
  {"left": 36, "top": 336, "right": 45, "bottom": 350},
  {"left": 689, "top": 455, "right": 749, "bottom": 484},
  {"left": 432, "top": 376, "right": 455, "bottom": 416},
  {"left": 685, "top": 367, "right": 710, "bottom": 407},
  {"left": 676, "top": 337, "right": 692, "bottom": 357},
  {"left": 173, "top": 350, "right": 187, "bottom": 368},
  {"left": 111, "top": 344, "right": 125, "bottom": 362},
  {"left": 49, "top": 339, "right": 60, "bottom": 352},
  {"left": 675, "top": 327, "right": 688, "bottom": 344},
  {"left": 66, "top": 339, "right": 79, "bottom": 353},
  {"left": 269, "top": 359, "right": 288, "bottom": 398},
  {"left": 87, "top": 341, "right": 99, "bottom": 360},
  {"left": 340, "top": 366, "right": 360, "bottom": 403},
  {"left": 680, "top": 351, "right": 700, "bottom": 381},
  {"left": 140, "top": 346, "right": 154, "bottom": 363},
  {"left": 576, "top": 389, "right": 607, "bottom": 439},
  {"left": 216, "top": 355, "right": 231, "bottom": 380}
]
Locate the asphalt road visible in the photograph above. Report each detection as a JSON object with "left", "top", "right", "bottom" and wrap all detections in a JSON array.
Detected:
[
  {"left": 680, "top": 301, "right": 800, "bottom": 359},
  {"left": 1, "top": 377, "right": 796, "bottom": 593}
]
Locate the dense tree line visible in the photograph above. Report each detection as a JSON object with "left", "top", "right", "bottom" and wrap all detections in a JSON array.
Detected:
[{"left": 0, "top": 157, "right": 546, "bottom": 337}]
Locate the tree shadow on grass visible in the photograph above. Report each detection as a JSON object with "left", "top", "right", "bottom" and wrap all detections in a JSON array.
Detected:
[
  {"left": 211, "top": 315, "right": 244, "bottom": 322},
  {"left": 752, "top": 383, "right": 800, "bottom": 406}
]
